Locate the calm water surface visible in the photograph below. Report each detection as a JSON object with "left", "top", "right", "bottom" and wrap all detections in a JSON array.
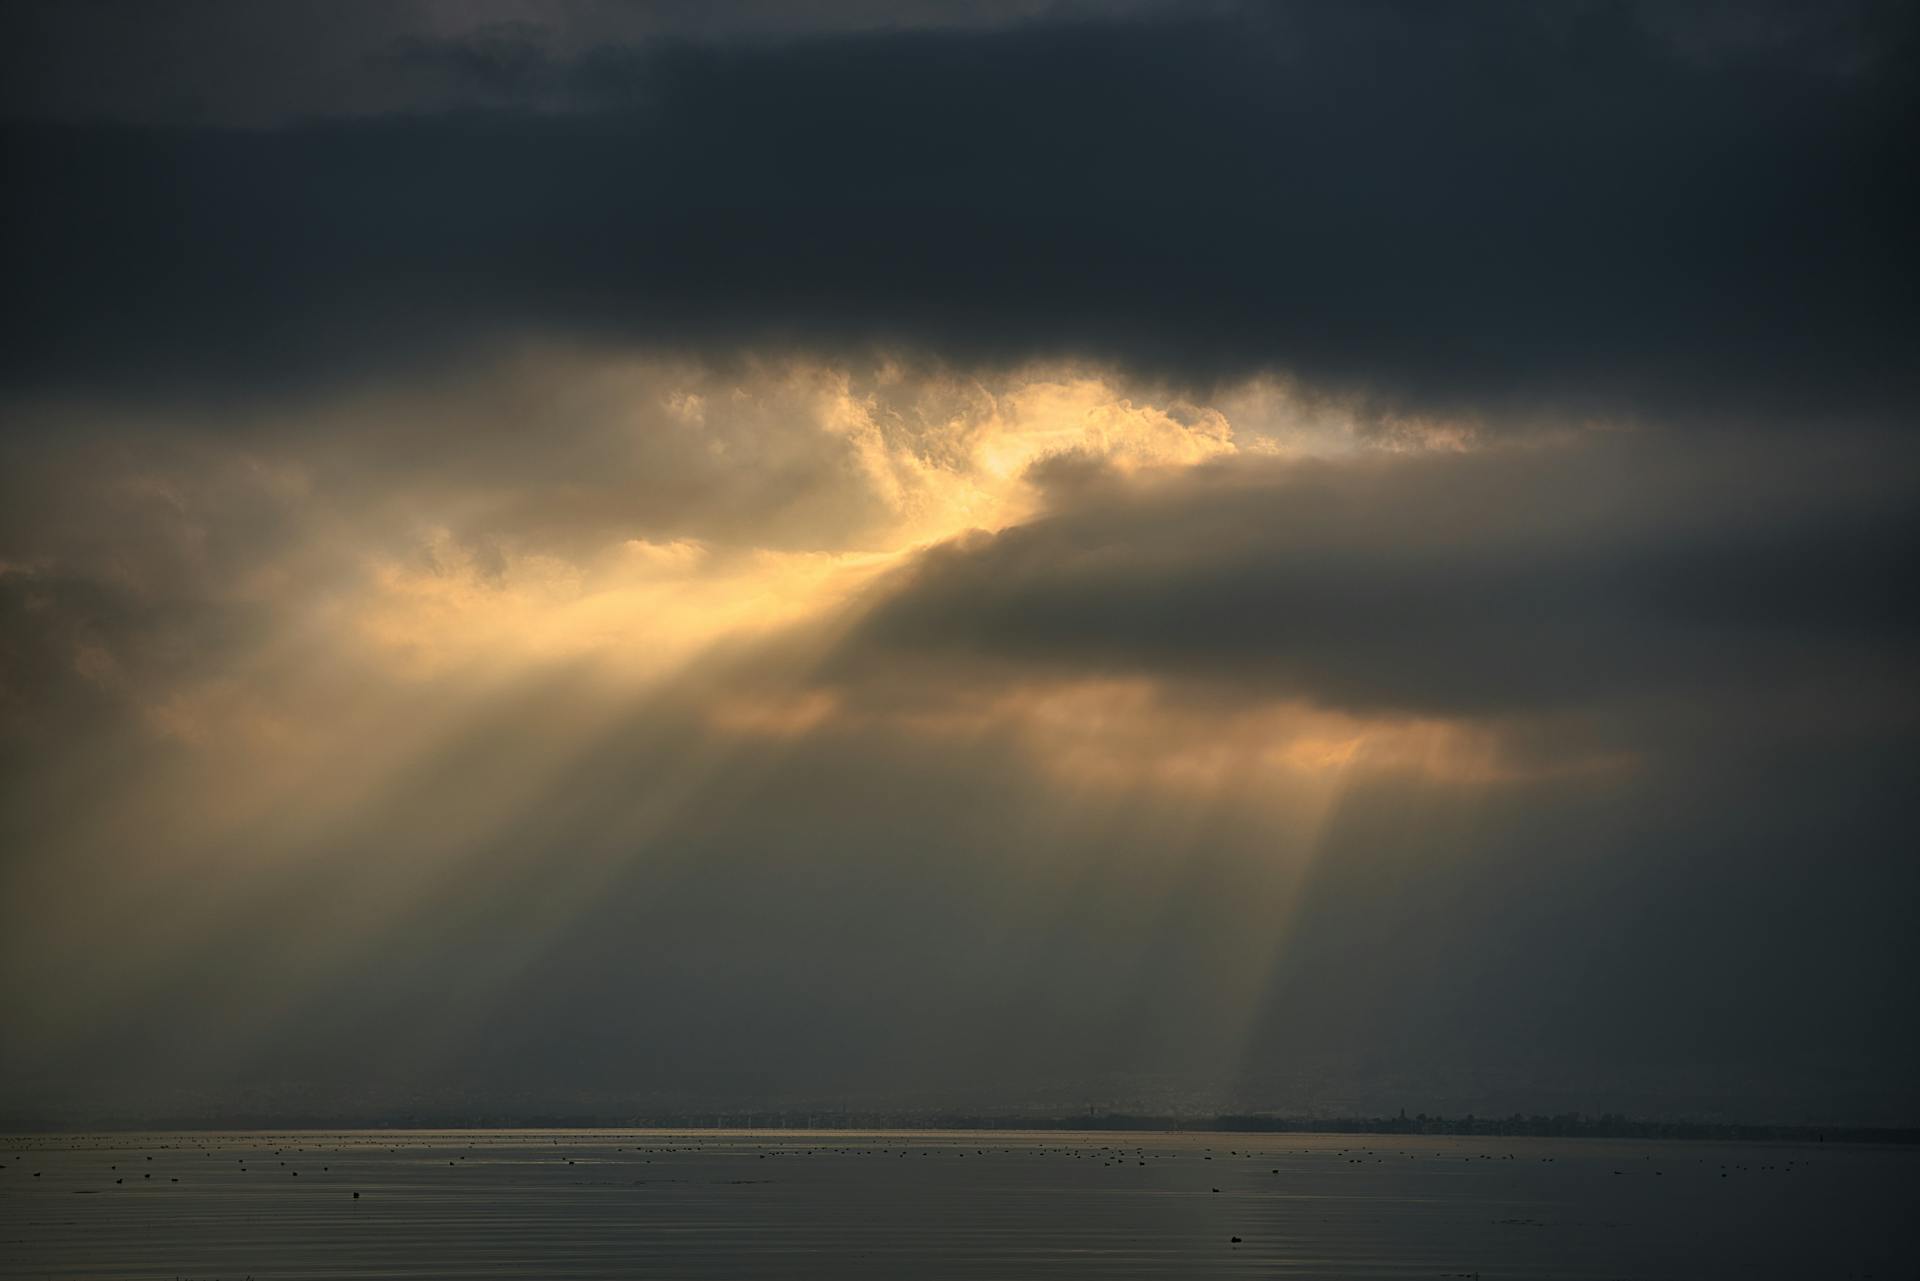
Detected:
[{"left": 2, "top": 1129, "right": 1912, "bottom": 1279}]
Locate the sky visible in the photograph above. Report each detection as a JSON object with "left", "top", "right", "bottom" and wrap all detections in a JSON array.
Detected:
[{"left": 2, "top": 0, "right": 1916, "bottom": 1126}]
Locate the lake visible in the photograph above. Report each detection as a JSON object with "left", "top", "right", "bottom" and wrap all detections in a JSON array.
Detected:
[{"left": 2, "top": 1129, "right": 1913, "bottom": 1278}]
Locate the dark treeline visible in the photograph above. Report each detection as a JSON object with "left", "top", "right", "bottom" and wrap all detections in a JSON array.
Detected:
[
  {"left": 9, "top": 1110, "right": 1917, "bottom": 1145},
  {"left": 1047, "top": 1113, "right": 1920, "bottom": 1145}
]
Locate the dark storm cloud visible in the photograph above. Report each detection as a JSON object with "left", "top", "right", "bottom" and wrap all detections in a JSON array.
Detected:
[
  {"left": 847, "top": 433, "right": 1920, "bottom": 721},
  {"left": 5, "top": 0, "right": 1916, "bottom": 420}
]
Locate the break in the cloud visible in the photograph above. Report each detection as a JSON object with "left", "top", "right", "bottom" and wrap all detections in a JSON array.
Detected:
[
  {"left": 1, "top": 2, "right": 1917, "bottom": 1126},
  {"left": 5, "top": 352, "right": 1916, "bottom": 1125}
]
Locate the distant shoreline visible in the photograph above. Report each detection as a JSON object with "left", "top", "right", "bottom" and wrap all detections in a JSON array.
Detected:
[{"left": 5, "top": 1114, "right": 1915, "bottom": 1145}]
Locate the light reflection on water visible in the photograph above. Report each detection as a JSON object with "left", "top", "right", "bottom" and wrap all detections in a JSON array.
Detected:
[{"left": 2, "top": 1130, "right": 1912, "bottom": 1279}]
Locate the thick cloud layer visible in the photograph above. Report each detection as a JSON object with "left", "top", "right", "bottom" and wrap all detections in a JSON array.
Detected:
[{"left": 6, "top": 1, "right": 1916, "bottom": 421}]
